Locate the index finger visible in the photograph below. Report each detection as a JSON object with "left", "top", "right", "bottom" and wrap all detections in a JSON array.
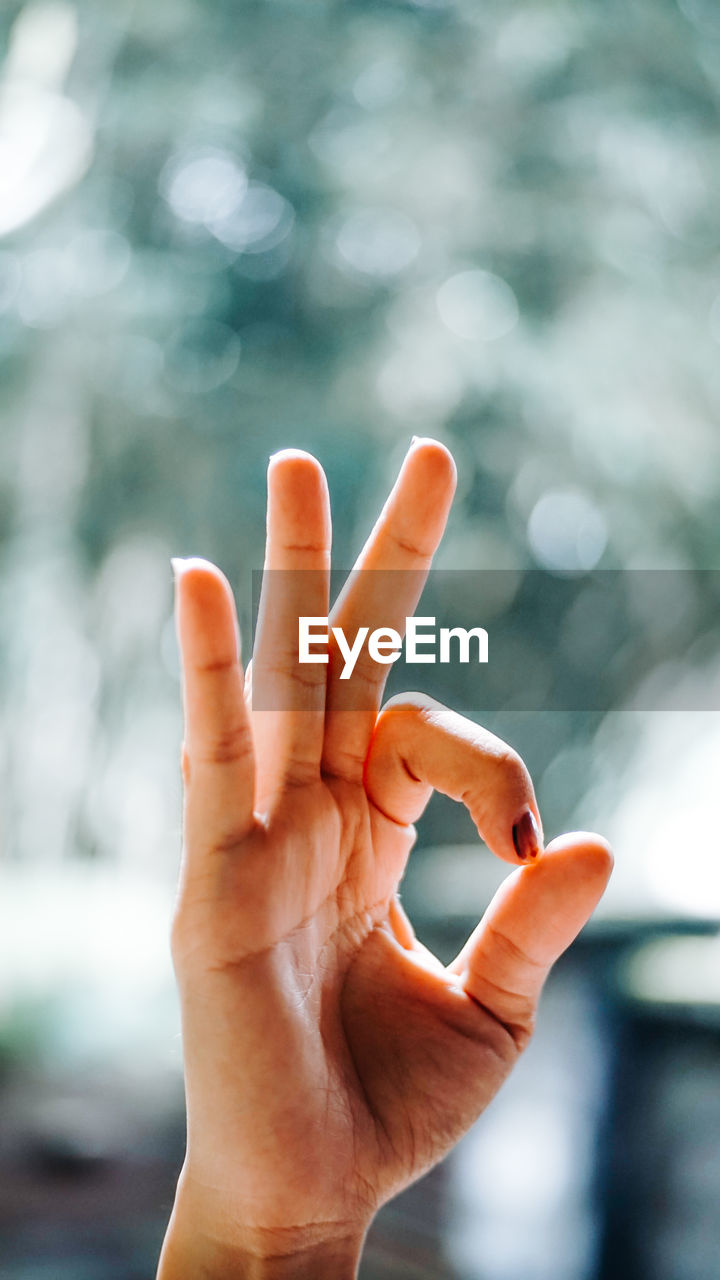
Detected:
[{"left": 364, "top": 692, "right": 543, "bottom": 866}]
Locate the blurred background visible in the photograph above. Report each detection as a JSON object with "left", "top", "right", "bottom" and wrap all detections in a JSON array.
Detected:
[{"left": 1, "top": 0, "right": 720, "bottom": 1275}]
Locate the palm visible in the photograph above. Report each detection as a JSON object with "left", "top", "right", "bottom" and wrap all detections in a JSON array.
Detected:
[
  {"left": 179, "top": 768, "right": 516, "bottom": 1230},
  {"left": 170, "top": 440, "right": 612, "bottom": 1252}
]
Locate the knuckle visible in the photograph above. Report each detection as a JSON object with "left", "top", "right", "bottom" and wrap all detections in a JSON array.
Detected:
[
  {"left": 386, "top": 690, "right": 435, "bottom": 713},
  {"left": 283, "top": 665, "right": 325, "bottom": 693},
  {"left": 331, "top": 650, "right": 378, "bottom": 694},
  {"left": 263, "top": 652, "right": 325, "bottom": 692},
  {"left": 491, "top": 743, "right": 532, "bottom": 794},
  {"left": 377, "top": 691, "right": 434, "bottom": 733},
  {"left": 193, "top": 723, "right": 252, "bottom": 768}
]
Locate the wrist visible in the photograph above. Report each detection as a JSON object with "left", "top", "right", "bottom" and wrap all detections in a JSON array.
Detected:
[
  {"left": 158, "top": 1224, "right": 363, "bottom": 1280},
  {"left": 158, "top": 1234, "right": 362, "bottom": 1280},
  {"left": 157, "top": 1172, "right": 366, "bottom": 1280}
]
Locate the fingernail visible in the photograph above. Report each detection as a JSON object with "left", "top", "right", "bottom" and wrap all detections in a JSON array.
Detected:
[
  {"left": 171, "top": 557, "right": 189, "bottom": 579},
  {"left": 512, "top": 810, "right": 542, "bottom": 861},
  {"left": 410, "top": 434, "right": 419, "bottom": 445}
]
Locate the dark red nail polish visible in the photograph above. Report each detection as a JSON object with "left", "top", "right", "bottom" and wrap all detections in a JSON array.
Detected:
[{"left": 513, "top": 810, "right": 541, "bottom": 861}]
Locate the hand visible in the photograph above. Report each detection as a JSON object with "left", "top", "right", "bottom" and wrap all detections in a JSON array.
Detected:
[{"left": 157, "top": 439, "right": 613, "bottom": 1279}]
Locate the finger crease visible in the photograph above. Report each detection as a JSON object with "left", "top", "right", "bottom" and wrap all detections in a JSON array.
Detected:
[
  {"left": 192, "top": 656, "right": 237, "bottom": 675},
  {"left": 385, "top": 527, "right": 434, "bottom": 561},
  {"left": 400, "top": 755, "right": 422, "bottom": 784},
  {"left": 272, "top": 541, "right": 329, "bottom": 555},
  {"left": 367, "top": 795, "right": 413, "bottom": 830},
  {"left": 484, "top": 921, "right": 545, "bottom": 972},
  {"left": 462, "top": 987, "right": 533, "bottom": 1054}
]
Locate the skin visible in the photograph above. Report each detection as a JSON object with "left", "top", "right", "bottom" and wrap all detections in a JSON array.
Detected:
[{"left": 157, "top": 438, "right": 613, "bottom": 1279}]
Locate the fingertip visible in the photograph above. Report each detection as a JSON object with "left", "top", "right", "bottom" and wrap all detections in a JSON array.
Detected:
[
  {"left": 172, "top": 557, "right": 240, "bottom": 664},
  {"left": 265, "top": 448, "right": 331, "bottom": 546},
  {"left": 172, "top": 554, "right": 224, "bottom": 577},
  {"left": 484, "top": 751, "right": 543, "bottom": 866},
  {"left": 269, "top": 446, "right": 320, "bottom": 466},
  {"left": 545, "top": 830, "right": 614, "bottom": 872},
  {"left": 172, "top": 556, "right": 234, "bottom": 607},
  {"left": 406, "top": 435, "right": 457, "bottom": 494},
  {"left": 267, "top": 447, "right": 328, "bottom": 491},
  {"left": 512, "top": 808, "right": 543, "bottom": 863},
  {"left": 534, "top": 831, "right": 614, "bottom": 902}
]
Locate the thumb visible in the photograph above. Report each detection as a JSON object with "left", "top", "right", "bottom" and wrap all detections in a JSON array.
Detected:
[{"left": 449, "top": 832, "right": 613, "bottom": 1046}]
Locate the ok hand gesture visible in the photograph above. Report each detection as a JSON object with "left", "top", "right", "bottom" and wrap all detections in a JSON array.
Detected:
[{"left": 158, "top": 439, "right": 612, "bottom": 1279}]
